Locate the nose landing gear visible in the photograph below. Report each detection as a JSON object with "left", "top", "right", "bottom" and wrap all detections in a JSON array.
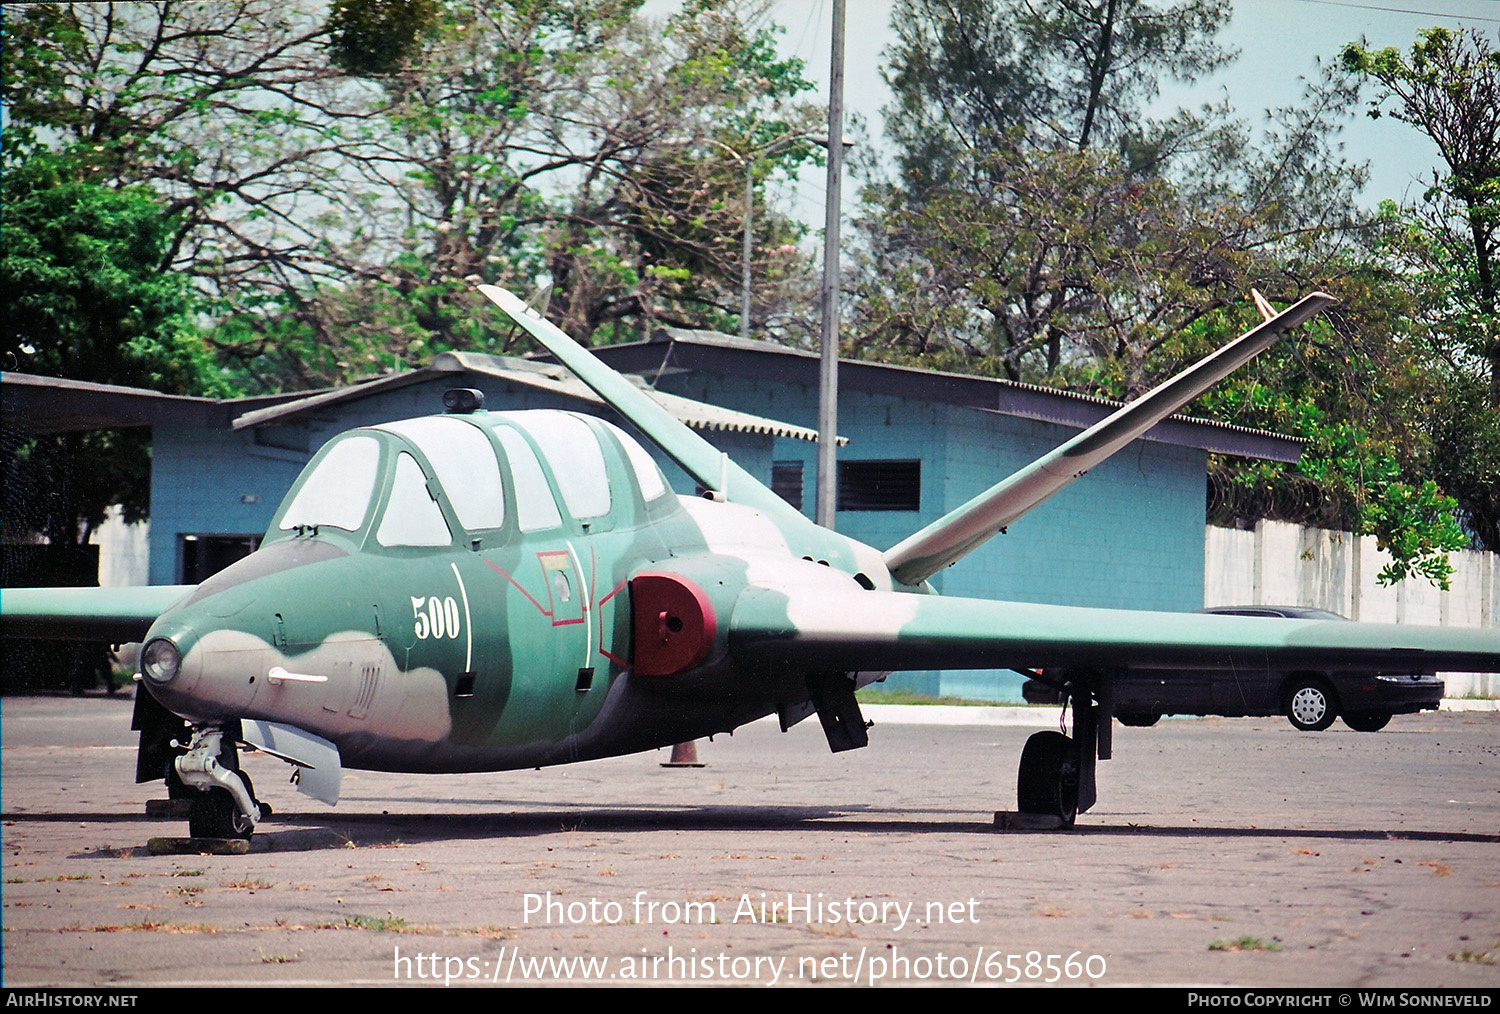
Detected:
[{"left": 175, "top": 725, "right": 262, "bottom": 841}]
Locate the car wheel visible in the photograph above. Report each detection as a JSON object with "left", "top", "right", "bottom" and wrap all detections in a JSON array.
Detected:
[
  {"left": 1342, "top": 711, "right": 1392, "bottom": 732},
  {"left": 1116, "top": 712, "right": 1160, "bottom": 727},
  {"left": 1017, "top": 730, "right": 1078, "bottom": 825},
  {"left": 1285, "top": 678, "right": 1338, "bottom": 732}
]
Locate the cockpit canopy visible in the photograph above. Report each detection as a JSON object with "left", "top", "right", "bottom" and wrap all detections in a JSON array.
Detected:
[{"left": 271, "top": 409, "right": 672, "bottom": 550}]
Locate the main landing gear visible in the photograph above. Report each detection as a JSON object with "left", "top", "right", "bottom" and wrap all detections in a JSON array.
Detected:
[
  {"left": 1017, "top": 731, "right": 1079, "bottom": 824},
  {"left": 1012, "top": 669, "right": 1114, "bottom": 827}
]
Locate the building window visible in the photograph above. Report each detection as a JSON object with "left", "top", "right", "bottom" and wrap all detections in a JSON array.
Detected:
[
  {"left": 771, "top": 460, "right": 804, "bottom": 512},
  {"left": 180, "top": 535, "right": 261, "bottom": 584},
  {"left": 838, "top": 460, "right": 920, "bottom": 512}
]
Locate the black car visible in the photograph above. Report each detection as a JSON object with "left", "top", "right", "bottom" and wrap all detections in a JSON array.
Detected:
[{"left": 1025, "top": 605, "right": 1445, "bottom": 732}]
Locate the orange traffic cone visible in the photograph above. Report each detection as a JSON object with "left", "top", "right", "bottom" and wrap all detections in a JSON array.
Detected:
[{"left": 661, "top": 741, "right": 705, "bottom": 768}]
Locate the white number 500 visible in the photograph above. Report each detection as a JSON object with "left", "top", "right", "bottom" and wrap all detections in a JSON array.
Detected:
[{"left": 411, "top": 595, "right": 461, "bottom": 640}]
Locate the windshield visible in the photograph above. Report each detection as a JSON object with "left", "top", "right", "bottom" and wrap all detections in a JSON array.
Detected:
[
  {"left": 278, "top": 435, "right": 382, "bottom": 532},
  {"left": 508, "top": 411, "right": 613, "bottom": 520}
]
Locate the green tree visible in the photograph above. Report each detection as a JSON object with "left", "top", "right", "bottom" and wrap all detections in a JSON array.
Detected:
[
  {"left": 332, "top": 0, "right": 820, "bottom": 353},
  {"left": 1, "top": 151, "right": 226, "bottom": 543},
  {"left": 2, "top": 1, "right": 819, "bottom": 390},
  {"left": 857, "top": 1, "right": 1467, "bottom": 585},
  {"left": 882, "top": 0, "right": 1235, "bottom": 191},
  {"left": 326, "top": 0, "right": 443, "bottom": 76},
  {"left": 1357, "top": 198, "right": 1500, "bottom": 554},
  {"left": 0, "top": 1, "right": 363, "bottom": 311},
  {"left": 1342, "top": 28, "right": 1500, "bottom": 407},
  {"left": 1, "top": 156, "right": 220, "bottom": 393},
  {"left": 859, "top": 2, "right": 1363, "bottom": 394},
  {"left": 1339, "top": 29, "right": 1500, "bottom": 554}
]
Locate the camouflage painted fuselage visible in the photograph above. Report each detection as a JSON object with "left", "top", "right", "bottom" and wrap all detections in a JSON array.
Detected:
[{"left": 140, "top": 408, "right": 895, "bottom": 773}]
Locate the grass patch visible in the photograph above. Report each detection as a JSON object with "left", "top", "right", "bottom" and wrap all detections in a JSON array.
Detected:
[
  {"left": 1209, "top": 937, "right": 1282, "bottom": 952},
  {"left": 344, "top": 914, "right": 411, "bottom": 933},
  {"left": 79, "top": 920, "right": 217, "bottom": 933},
  {"left": 856, "top": 688, "right": 1018, "bottom": 707}
]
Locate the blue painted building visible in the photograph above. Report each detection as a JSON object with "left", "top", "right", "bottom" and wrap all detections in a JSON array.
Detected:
[
  {"left": 591, "top": 330, "right": 1299, "bottom": 697},
  {"left": 141, "top": 353, "right": 816, "bottom": 587}
]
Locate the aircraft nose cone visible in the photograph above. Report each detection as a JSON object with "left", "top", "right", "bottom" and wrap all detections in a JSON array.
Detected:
[{"left": 139, "top": 616, "right": 267, "bottom": 722}]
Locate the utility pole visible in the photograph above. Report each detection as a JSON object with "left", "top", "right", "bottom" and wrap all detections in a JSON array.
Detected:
[
  {"left": 731, "top": 133, "right": 834, "bottom": 343},
  {"left": 816, "top": 0, "right": 845, "bottom": 529}
]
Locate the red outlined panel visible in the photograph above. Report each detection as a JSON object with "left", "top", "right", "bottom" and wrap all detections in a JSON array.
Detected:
[
  {"left": 484, "top": 552, "right": 585, "bottom": 627},
  {"left": 597, "top": 577, "right": 629, "bottom": 667}
]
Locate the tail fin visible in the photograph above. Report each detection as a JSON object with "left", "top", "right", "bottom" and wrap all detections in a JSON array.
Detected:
[
  {"left": 478, "top": 286, "right": 811, "bottom": 527},
  {"left": 883, "top": 292, "right": 1336, "bottom": 586}
]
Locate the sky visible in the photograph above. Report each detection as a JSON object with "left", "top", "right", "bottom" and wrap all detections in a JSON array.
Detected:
[{"left": 696, "top": 0, "right": 1500, "bottom": 227}]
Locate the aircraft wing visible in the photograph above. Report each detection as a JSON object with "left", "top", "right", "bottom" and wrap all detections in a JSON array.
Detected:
[
  {"left": 883, "top": 292, "right": 1337, "bottom": 585},
  {"left": 729, "top": 587, "right": 1500, "bottom": 675},
  {"left": 1, "top": 585, "right": 193, "bottom": 641}
]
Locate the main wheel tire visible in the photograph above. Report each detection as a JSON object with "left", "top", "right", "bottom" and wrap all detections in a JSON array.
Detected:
[
  {"left": 1342, "top": 710, "right": 1392, "bottom": 733},
  {"left": 1116, "top": 712, "right": 1160, "bottom": 727},
  {"left": 1285, "top": 678, "right": 1338, "bottom": 732},
  {"left": 187, "top": 787, "right": 253, "bottom": 840},
  {"left": 1017, "top": 730, "right": 1079, "bottom": 825}
]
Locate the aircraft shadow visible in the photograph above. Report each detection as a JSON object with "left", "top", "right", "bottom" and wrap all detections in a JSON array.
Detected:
[{"left": 5, "top": 807, "right": 1494, "bottom": 856}]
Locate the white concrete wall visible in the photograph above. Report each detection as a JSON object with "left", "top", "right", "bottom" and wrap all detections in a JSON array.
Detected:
[
  {"left": 1205, "top": 521, "right": 1499, "bottom": 697},
  {"left": 91, "top": 508, "right": 149, "bottom": 588}
]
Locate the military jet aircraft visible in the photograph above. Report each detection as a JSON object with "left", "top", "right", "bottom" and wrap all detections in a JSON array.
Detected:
[{"left": 4, "top": 287, "right": 1497, "bottom": 838}]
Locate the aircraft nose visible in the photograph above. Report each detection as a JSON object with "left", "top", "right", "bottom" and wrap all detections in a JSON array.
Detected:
[{"left": 138, "top": 619, "right": 266, "bottom": 722}]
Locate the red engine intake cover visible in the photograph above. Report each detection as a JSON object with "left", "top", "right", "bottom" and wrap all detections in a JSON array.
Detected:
[{"left": 630, "top": 572, "right": 717, "bottom": 677}]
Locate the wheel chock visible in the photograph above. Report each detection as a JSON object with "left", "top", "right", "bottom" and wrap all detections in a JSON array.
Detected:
[
  {"left": 147, "top": 836, "right": 251, "bottom": 855},
  {"left": 993, "top": 810, "right": 1071, "bottom": 831}
]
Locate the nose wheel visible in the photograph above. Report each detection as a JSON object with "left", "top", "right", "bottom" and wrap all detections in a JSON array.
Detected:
[
  {"left": 188, "top": 780, "right": 257, "bottom": 840},
  {"left": 175, "top": 725, "right": 261, "bottom": 841}
]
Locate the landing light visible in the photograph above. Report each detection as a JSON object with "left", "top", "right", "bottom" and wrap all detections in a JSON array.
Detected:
[{"left": 141, "top": 638, "right": 181, "bottom": 685}]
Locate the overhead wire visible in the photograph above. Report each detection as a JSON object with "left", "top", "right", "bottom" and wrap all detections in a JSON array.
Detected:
[{"left": 1285, "top": 0, "right": 1499, "bottom": 22}]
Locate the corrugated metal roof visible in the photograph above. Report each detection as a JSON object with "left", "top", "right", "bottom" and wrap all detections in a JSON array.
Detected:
[
  {"left": 229, "top": 351, "right": 839, "bottom": 443},
  {"left": 1, "top": 372, "right": 305, "bottom": 434},
  {"left": 590, "top": 329, "right": 1304, "bottom": 463}
]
